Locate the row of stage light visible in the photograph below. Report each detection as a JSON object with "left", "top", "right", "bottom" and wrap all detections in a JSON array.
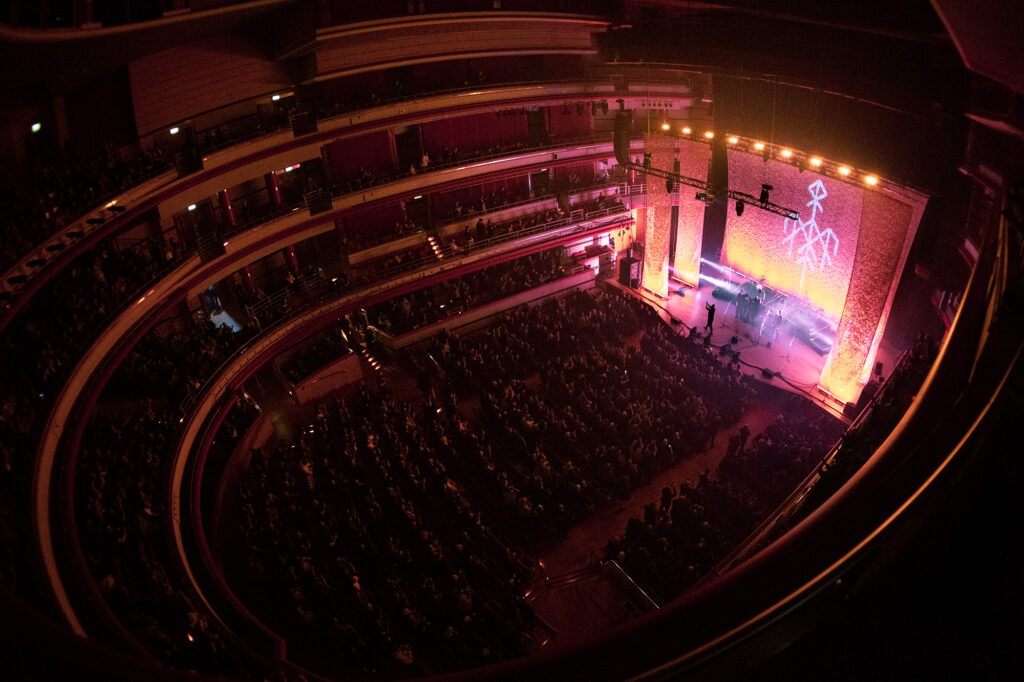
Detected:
[{"left": 657, "top": 122, "right": 883, "bottom": 189}]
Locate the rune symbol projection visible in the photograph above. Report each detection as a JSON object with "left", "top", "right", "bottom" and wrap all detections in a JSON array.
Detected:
[{"left": 781, "top": 179, "right": 839, "bottom": 288}]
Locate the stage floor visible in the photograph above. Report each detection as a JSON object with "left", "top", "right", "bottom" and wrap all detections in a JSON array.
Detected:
[{"left": 611, "top": 278, "right": 900, "bottom": 420}]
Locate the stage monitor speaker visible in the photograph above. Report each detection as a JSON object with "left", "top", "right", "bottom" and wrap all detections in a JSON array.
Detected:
[
  {"left": 175, "top": 149, "right": 203, "bottom": 177},
  {"left": 804, "top": 335, "right": 832, "bottom": 355},
  {"left": 712, "top": 286, "right": 736, "bottom": 302},
  {"left": 618, "top": 257, "right": 640, "bottom": 287},
  {"left": 290, "top": 110, "right": 318, "bottom": 137},
  {"left": 613, "top": 110, "right": 633, "bottom": 166}
]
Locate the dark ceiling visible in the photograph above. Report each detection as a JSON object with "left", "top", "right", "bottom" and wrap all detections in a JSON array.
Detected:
[{"left": 1, "top": 1, "right": 1019, "bottom": 97}]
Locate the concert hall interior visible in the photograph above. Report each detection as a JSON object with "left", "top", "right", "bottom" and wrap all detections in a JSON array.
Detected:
[{"left": 1, "top": 2, "right": 1022, "bottom": 682}]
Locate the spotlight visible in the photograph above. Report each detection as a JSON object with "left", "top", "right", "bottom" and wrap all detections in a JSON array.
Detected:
[
  {"left": 838, "top": 165, "right": 851, "bottom": 176},
  {"left": 864, "top": 174, "right": 879, "bottom": 186},
  {"left": 753, "top": 141, "right": 765, "bottom": 151},
  {"left": 809, "top": 156, "right": 823, "bottom": 167},
  {"left": 695, "top": 192, "right": 708, "bottom": 202},
  {"left": 661, "top": 121, "right": 671, "bottom": 131},
  {"left": 704, "top": 131, "right": 714, "bottom": 139},
  {"left": 780, "top": 149, "right": 792, "bottom": 158},
  {"left": 681, "top": 126, "right": 692, "bottom": 135},
  {"left": 735, "top": 200, "right": 745, "bottom": 216},
  {"left": 759, "top": 183, "right": 773, "bottom": 204},
  {"left": 727, "top": 135, "right": 739, "bottom": 144}
]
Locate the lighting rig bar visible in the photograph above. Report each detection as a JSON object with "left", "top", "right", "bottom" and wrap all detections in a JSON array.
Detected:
[
  {"left": 613, "top": 104, "right": 801, "bottom": 220},
  {"left": 621, "top": 157, "right": 801, "bottom": 220}
]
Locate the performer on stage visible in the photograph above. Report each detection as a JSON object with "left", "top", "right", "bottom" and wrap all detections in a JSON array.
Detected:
[{"left": 705, "top": 302, "right": 717, "bottom": 332}]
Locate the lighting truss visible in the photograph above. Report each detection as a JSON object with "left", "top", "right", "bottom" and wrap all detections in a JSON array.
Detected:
[{"left": 622, "top": 156, "right": 801, "bottom": 220}]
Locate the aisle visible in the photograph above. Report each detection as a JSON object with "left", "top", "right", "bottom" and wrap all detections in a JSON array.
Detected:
[{"left": 534, "top": 402, "right": 781, "bottom": 578}]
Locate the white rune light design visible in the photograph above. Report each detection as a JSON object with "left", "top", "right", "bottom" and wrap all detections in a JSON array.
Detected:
[{"left": 781, "top": 179, "right": 839, "bottom": 288}]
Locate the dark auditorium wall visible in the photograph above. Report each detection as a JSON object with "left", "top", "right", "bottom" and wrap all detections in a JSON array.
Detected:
[
  {"left": 421, "top": 110, "right": 530, "bottom": 155},
  {"left": 323, "top": 130, "right": 395, "bottom": 178},
  {"left": 64, "top": 68, "right": 138, "bottom": 158},
  {"left": 548, "top": 102, "right": 595, "bottom": 138},
  {"left": 128, "top": 32, "right": 292, "bottom": 137}
]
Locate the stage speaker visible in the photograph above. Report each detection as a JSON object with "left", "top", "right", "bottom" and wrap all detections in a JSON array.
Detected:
[
  {"left": 290, "top": 110, "right": 318, "bottom": 137},
  {"left": 712, "top": 286, "right": 736, "bottom": 302},
  {"left": 618, "top": 257, "right": 640, "bottom": 287},
  {"left": 614, "top": 109, "right": 633, "bottom": 166},
  {"left": 175, "top": 148, "right": 203, "bottom": 177}
]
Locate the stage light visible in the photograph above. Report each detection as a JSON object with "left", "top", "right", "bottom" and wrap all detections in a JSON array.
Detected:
[
  {"left": 760, "top": 183, "right": 773, "bottom": 204},
  {"left": 809, "top": 156, "right": 822, "bottom": 167},
  {"left": 864, "top": 174, "right": 878, "bottom": 186},
  {"left": 735, "top": 200, "right": 745, "bottom": 216},
  {"left": 704, "top": 131, "right": 715, "bottom": 139},
  {"left": 728, "top": 135, "right": 739, "bottom": 144},
  {"left": 661, "top": 121, "right": 671, "bottom": 131},
  {"left": 780, "top": 149, "right": 792, "bottom": 158},
  {"left": 838, "top": 165, "right": 851, "bottom": 176},
  {"left": 754, "top": 141, "right": 765, "bottom": 150},
  {"left": 681, "top": 126, "right": 692, "bottom": 135}
]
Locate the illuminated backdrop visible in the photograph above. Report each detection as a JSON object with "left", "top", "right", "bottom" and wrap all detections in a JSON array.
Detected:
[
  {"left": 641, "top": 133, "right": 676, "bottom": 297},
  {"left": 724, "top": 152, "right": 863, "bottom": 320},
  {"left": 725, "top": 149, "right": 926, "bottom": 404},
  {"left": 673, "top": 139, "right": 712, "bottom": 287}
]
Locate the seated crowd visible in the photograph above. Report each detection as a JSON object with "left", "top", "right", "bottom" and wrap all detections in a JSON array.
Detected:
[
  {"left": 607, "top": 403, "right": 844, "bottom": 605},
  {"left": 73, "top": 316, "right": 258, "bottom": 677},
  {"left": 0, "top": 82, "right": 945, "bottom": 682},
  {"left": 365, "top": 247, "right": 572, "bottom": 337},
  {"left": 223, "top": 284, "right": 787, "bottom": 677},
  {"left": 446, "top": 193, "right": 625, "bottom": 252}
]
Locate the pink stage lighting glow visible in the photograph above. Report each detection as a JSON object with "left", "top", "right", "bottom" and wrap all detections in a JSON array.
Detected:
[
  {"left": 724, "top": 149, "right": 926, "bottom": 404},
  {"left": 724, "top": 152, "right": 862, "bottom": 320}
]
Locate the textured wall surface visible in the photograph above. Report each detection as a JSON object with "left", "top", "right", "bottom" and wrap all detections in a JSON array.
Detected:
[
  {"left": 672, "top": 139, "right": 712, "bottom": 286},
  {"left": 821, "top": 191, "right": 918, "bottom": 402},
  {"left": 641, "top": 133, "right": 676, "bottom": 297},
  {"left": 725, "top": 150, "right": 925, "bottom": 403}
]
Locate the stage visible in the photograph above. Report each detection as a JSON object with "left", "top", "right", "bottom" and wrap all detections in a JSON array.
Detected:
[{"left": 613, "top": 278, "right": 899, "bottom": 421}]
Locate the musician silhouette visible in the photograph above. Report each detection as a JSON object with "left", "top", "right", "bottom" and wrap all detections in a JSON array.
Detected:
[{"left": 705, "top": 302, "right": 717, "bottom": 332}]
